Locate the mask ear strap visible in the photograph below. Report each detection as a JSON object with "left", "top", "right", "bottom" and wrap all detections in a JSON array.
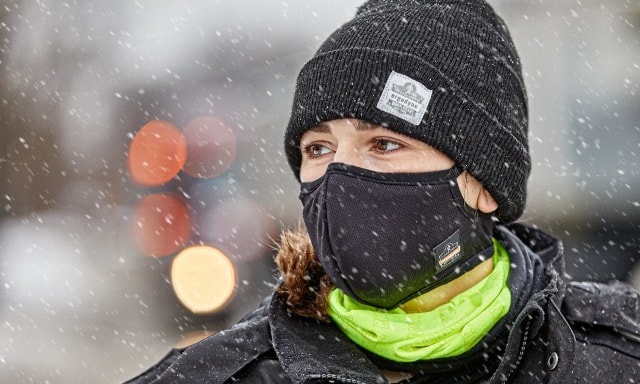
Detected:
[{"left": 451, "top": 165, "right": 464, "bottom": 178}]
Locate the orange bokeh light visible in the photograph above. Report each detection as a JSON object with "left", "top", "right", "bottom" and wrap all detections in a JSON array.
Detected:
[
  {"left": 132, "top": 193, "right": 192, "bottom": 257},
  {"left": 182, "top": 116, "right": 237, "bottom": 179},
  {"left": 128, "top": 120, "right": 187, "bottom": 186}
]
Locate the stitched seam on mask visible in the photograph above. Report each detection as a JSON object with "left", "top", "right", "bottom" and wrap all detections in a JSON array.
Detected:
[{"left": 322, "top": 173, "right": 360, "bottom": 298}]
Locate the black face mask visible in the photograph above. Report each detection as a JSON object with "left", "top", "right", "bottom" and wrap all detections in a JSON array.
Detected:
[{"left": 299, "top": 163, "right": 495, "bottom": 309}]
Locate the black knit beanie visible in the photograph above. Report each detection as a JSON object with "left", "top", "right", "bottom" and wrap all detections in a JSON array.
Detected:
[{"left": 284, "top": 0, "right": 530, "bottom": 223}]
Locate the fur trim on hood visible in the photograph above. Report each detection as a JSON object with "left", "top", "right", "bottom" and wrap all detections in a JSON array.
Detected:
[{"left": 275, "top": 226, "right": 334, "bottom": 322}]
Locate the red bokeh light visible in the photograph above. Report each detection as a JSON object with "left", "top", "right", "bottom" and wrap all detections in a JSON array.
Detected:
[
  {"left": 182, "top": 116, "right": 237, "bottom": 179},
  {"left": 132, "top": 193, "right": 192, "bottom": 257}
]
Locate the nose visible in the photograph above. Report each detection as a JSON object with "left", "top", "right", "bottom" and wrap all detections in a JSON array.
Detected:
[{"left": 332, "top": 145, "right": 363, "bottom": 168}]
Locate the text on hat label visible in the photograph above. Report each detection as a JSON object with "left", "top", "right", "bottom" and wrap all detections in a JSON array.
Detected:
[{"left": 376, "top": 71, "right": 432, "bottom": 125}]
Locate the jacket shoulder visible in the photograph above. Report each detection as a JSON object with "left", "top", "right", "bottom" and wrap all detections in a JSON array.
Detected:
[
  {"left": 124, "top": 303, "right": 286, "bottom": 384},
  {"left": 562, "top": 280, "right": 640, "bottom": 382},
  {"left": 123, "top": 349, "right": 182, "bottom": 384},
  {"left": 501, "top": 280, "right": 640, "bottom": 383},
  {"left": 563, "top": 281, "right": 640, "bottom": 351}
]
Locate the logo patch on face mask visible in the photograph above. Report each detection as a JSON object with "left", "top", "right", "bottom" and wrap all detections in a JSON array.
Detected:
[
  {"left": 376, "top": 71, "right": 432, "bottom": 125},
  {"left": 433, "top": 230, "right": 462, "bottom": 272}
]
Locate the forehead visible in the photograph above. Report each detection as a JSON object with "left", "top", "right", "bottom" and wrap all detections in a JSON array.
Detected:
[{"left": 303, "top": 119, "right": 378, "bottom": 136}]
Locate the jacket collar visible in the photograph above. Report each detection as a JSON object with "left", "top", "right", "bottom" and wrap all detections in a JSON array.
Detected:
[
  {"left": 487, "top": 224, "right": 572, "bottom": 383},
  {"left": 498, "top": 223, "right": 567, "bottom": 306},
  {"left": 268, "top": 292, "right": 387, "bottom": 384}
]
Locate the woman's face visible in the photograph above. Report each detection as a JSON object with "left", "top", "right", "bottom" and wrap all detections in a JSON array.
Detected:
[{"left": 299, "top": 118, "right": 495, "bottom": 212}]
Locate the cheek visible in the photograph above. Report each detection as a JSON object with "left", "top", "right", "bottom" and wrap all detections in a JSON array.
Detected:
[
  {"left": 299, "top": 162, "right": 326, "bottom": 183},
  {"left": 386, "top": 154, "right": 454, "bottom": 174}
]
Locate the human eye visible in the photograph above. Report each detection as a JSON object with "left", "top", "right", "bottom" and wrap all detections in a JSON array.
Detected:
[
  {"left": 302, "top": 143, "right": 333, "bottom": 159},
  {"left": 372, "top": 138, "right": 403, "bottom": 153}
]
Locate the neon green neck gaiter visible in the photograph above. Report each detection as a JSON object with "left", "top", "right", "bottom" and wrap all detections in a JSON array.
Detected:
[{"left": 327, "top": 239, "right": 511, "bottom": 362}]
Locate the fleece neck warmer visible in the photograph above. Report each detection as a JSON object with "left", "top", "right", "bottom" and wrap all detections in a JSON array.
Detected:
[{"left": 327, "top": 239, "right": 511, "bottom": 363}]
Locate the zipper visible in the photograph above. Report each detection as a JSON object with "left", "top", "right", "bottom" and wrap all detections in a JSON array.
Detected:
[
  {"left": 308, "top": 373, "right": 369, "bottom": 384},
  {"left": 501, "top": 317, "right": 531, "bottom": 383}
]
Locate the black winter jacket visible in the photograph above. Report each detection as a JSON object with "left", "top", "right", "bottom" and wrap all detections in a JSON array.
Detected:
[{"left": 125, "top": 224, "right": 640, "bottom": 383}]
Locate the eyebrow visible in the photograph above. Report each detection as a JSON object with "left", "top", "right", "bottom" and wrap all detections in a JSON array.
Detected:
[
  {"left": 308, "top": 120, "right": 375, "bottom": 134},
  {"left": 306, "top": 124, "right": 331, "bottom": 134}
]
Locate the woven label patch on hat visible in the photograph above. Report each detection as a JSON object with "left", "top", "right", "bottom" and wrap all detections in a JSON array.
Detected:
[{"left": 376, "top": 71, "right": 432, "bottom": 126}]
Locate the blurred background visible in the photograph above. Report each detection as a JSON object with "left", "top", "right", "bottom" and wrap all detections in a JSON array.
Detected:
[{"left": 0, "top": 0, "right": 638, "bottom": 382}]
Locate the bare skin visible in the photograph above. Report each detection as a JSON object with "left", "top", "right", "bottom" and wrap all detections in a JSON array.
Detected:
[{"left": 300, "top": 118, "right": 499, "bottom": 382}]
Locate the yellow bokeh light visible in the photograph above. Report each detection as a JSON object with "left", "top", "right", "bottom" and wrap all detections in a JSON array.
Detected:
[{"left": 170, "top": 245, "right": 237, "bottom": 314}]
